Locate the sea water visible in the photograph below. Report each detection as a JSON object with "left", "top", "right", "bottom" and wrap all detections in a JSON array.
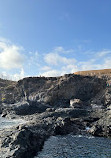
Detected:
[
  {"left": 35, "top": 134, "right": 111, "bottom": 158},
  {"left": 0, "top": 115, "right": 26, "bottom": 129}
]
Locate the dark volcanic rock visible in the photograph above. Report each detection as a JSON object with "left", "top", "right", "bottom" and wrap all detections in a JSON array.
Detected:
[
  {"left": 0, "top": 108, "right": 87, "bottom": 158},
  {"left": 16, "top": 74, "right": 105, "bottom": 105},
  {"left": 0, "top": 73, "right": 111, "bottom": 158}
]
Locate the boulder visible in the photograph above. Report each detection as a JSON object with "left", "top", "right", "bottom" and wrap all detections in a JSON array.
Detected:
[{"left": 70, "top": 99, "right": 82, "bottom": 108}]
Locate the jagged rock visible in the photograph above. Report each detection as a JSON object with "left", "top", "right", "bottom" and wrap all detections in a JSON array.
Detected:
[
  {"left": 89, "top": 109, "right": 111, "bottom": 137},
  {"left": 0, "top": 108, "right": 87, "bottom": 158},
  {"left": 1, "top": 101, "right": 51, "bottom": 116}
]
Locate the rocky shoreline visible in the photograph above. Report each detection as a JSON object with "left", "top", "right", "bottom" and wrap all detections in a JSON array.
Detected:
[{"left": 0, "top": 73, "right": 111, "bottom": 158}]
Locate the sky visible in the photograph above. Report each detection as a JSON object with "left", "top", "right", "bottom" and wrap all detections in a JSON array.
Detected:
[{"left": 0, "top": 0, "right": 111, "bottom": 80}]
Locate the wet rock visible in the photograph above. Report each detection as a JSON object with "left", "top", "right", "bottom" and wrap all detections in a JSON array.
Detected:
[
  {"left": 1, "top": 101, "right": 50, "bottom": 116},
  {"left": 89, "top": 110, "right": 111, "bottom": 137}
]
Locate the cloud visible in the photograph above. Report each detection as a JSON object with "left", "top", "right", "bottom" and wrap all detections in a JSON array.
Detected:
[
  {"left": 40, "top": 47, "right": 78, "bottom": 77},
  {"left": 103, "top": 57, "right": 111, "bottom": 68},
  {"left": 40, "top": 64, "right": 78, "bottom": 77},
  {"left": 0, "top": 68, "right": 25, "bottom": 81},
  {"left": 54, "top": 46, "right": 64, "bottom": 52},
  {"left": 77, "top": 50, "right": 111, "bottom": 71},
  {"left": 40, "top": 65, "right": 78, "bottom": 77},
  {"left": 13, "top": 68, "right": 25, "bottom": 81},
  {"left": 96, "top": 50, "right": 111, "bottom": 58},
  {"left": 79, "top": 62, "right": 102, "bottom": 71},
  {"left": 0, "top": 39, "right": 111, "bottom": 80},
  {"left": 44, "top": 52, "right": 76, "bottom": 66},
  {"left": 28, "top": 51, "right": 41, "bottom": 68},
  {"left": 41, "top": 48, "right": 111, "bottom": 77},
  {"left": 40, "top": 66, "right": 51, "bottom": 71},
  {"left": 62, "top": 64, "right": 78, "bottom": 73},
  {"left": 0, "top": 40, "right": 24, "bottom": 69},
  {"left": 54, "top": 46, "right": 74, "bottom": 54},
  {"left": 41, "top": 69, "right": 60, "bottom": 77}
]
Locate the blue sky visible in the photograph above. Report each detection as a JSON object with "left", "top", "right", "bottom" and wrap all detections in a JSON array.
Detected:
[{"left": 0, "top": 0, "right": 111, "bottom": 80}]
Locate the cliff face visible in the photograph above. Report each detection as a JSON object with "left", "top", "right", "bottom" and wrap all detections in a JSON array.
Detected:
[{"left": 0, "top": 74, "right": 106, "bottom": 108}]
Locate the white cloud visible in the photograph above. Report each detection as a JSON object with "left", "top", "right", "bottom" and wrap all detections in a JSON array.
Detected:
[
  {"left": 44, "top": 53, "right": 76, "bottom": 66},
  {"left": 13, "top": 68, "right": 25, "bottom": 81},
  {"left": 79, "top": 63, "right": 102, "bottom": 71},
  {"left": 103, "top": 58, "right": 111, "bottom": 68},
  {"left": 41, "top": 70, "right": 60, "bottom": 77},
  {"left": 40, "top": 64, "right": 78, "bottom": 77},
  {"left": 0, "top": 40, "right": 24, "bottom": 69},
  {"left": 40, "top": 66, "right": 51, "bottom": 71},
  {"left": 0, "top": 68, "right": 25, "bottom": 81},
  {"left": 28, "top": 51, "right": 40, "bottom": 67},
  {"left": 44, "top": 46, "right": 75, "bottom": 66},
  {"left": 41, "top": 48, "right": 111, "bottom": 77},
  {"left": 54, "top": 46, "right": 64, "bottom": 52},
  {"left": 96, "top": 50, "right": 111, "bottom": 57},
  {"left": 54, "top": 46, "right": 74, "bottom": 54},
  {"left": 41, "top": 47, "right": 77, "bottom": 77},
  {"left": 62, "top": 64, "right": 78, "bottom": 73},
  {"left": 0, "top": 39, "right": 111, "bottom": 80}
]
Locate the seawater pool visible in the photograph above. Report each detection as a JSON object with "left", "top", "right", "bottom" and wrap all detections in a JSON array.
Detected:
[
  {"left": 34, "top": 135, "right": 111, "bottom": 158},
  {"left": 0, "top": 115, "right": 26, "bottom": 129}
]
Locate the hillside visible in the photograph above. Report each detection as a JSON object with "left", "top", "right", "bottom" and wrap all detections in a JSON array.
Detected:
[{"left": 74, "top": 69, "right": 111, "bottom": 76}]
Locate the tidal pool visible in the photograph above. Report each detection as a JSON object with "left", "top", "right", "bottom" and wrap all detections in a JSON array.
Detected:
[
  {"left": 35, "top": 135, "right": 111, "bottom": 158},
  {"left": 0, "top": 115, "right": 26, "bottom": 129}
]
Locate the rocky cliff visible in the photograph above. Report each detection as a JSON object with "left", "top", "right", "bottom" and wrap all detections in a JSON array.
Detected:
[
  {"left": 0, "top": 74, "right": 106, "bottom": 111},
  {"left": 0, "top": 72, "right": 111, "bottom": 158}
]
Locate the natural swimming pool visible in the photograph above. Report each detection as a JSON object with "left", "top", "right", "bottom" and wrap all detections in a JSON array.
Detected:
[{"left": 35, "top": 134, "right": 111, "bottom": 158}]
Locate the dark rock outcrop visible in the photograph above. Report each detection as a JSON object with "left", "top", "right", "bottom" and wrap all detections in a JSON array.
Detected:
[{"left": 0, "top": 107, "right": 88, "bottom": 158}]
